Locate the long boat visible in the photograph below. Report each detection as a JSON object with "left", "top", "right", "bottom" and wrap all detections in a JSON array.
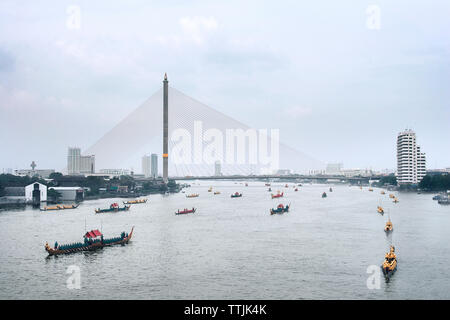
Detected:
[
  {"left": 271, "top": 191, "right": 284, "bottom": 199},
  {"left": 381, "top": 245, "right": 397, "bottom": 280},
  {"left": 44, "top": 227, "right": 134, "bottom": 256},
  {"left": 186, "top": 194, "right": 199, "bottom": 198},
  {"left": 270, "top": 203, "right": 290, "bottom": 215},
  {"left": 95, "top": 203, "right": 130, "bottom": 213},
  {"left": 123, "top": 198, "right": 147, "bottom": 204},
  {"left": 231, "top": 192, "right": 242, "bottom": 198},
  {"left": 384, "top": 219, "right": 393, "bottom": 233},
  {"left": 175, "top": 208, "right": 196, "bottom": 215},
  {"left": 40, "top": 204, "right": 79, "bottom": 211}
]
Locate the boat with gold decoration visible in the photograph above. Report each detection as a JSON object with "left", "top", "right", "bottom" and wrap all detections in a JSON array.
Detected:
[
  {"left": 123, "top": 198, "right": 147, "bottom": 205},
  {"left": 384, "top": 219, "right": 393, "bottom": 233},
  {"left": 381, "top": 245, "right": 397, "bottom": 280},
  {"left": 186, "top": 193, "right": 199, "bottom": 198},
  {"left": 377, "top": 206, "right": 384, "bottom": 215},
  {"left": 40, "top": 203, "right": 79, "bottom": 211}
]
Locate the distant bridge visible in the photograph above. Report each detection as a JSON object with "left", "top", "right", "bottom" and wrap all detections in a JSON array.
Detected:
[{"left": 173, "top": 174, "right": 383, "bottom": 183}]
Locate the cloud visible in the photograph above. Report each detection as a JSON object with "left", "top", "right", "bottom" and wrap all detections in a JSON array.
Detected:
[{"left": 179, "top": 16, "right": 218, "bottom": 45}]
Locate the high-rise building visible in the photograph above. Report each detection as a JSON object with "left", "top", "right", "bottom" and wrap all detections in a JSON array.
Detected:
[
  {"left": 215, "top": 160, "right": 221, "bottom": 176},
  {"left": 142, "top": 155, "right": 151, "bottom": 178},
  {"left": 67, "top": 147, "right": 81, "bottom": 175},
  {"left": 151, "top": 154, "right": 158, "bottom": 179},
  {"left": 80, "top": 155, "right": 95, "bottom": 174},
  {"left": 397, "top": 129, "right": 426, "bottom": 185},
  {"left": 67, "top": 147, "right": 95, "bottom": 175}
]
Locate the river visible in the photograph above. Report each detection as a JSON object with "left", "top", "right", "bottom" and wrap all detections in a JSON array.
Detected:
[{"left": 0, "top": 181, "right": 449, "bottom": 299}]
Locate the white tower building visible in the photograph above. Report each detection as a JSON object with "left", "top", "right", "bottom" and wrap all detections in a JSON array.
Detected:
[{"left": 396, "top": 129, "right": 426, "bottom": 185}]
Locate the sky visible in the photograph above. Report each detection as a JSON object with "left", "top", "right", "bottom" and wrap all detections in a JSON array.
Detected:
[{"left": 0, "top": 0, "right": 449, "bottom": 173}]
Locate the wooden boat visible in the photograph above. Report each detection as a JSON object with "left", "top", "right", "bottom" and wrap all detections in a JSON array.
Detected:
[
  {"left": 368, "top": 188, "right": 374, "bottom": 192},
  {"left": 393, "top": 197, "right": 399, "bottom": 203},
  {"left": 208, "top": 187, "right": 213, "bottom": 192},
  {"left": 186, "top": 194, "right": 199, "bottom": 198},
  {"left": 384, "top": 219, "right": 393, "bottom": 233},
  {"left": 265, "top": 183, "right": 271, "bottom": 186},
  {"left": 377, "top": 206, "right": 384, "bottom": 215},
  {"left": 44, "top": 227, "right": 134, "bottom": 256},
  {"left": 40, "top": 203, "right": 79, "bottom": 211},
  {"left": 381, "top": 245, "right": 397, "bottom": 280},
  {"left": 381, "top": 191, "right": 386, "bottom": 195},
  {"left": 214, "top": 191, "right": 221, "bottom": 195},
  {"left": 175, "top": 208, "right": 196, "bottom": 215},
  {"left": 271, "top": 191, "right": 284, "bottom": 199},
  {"left": 389, "top": 194, "right": 395, "bottom": 199},
  {"left": 231, "top": 192, "right": 242, "bottom": 198},
  {"left": 123, "top": 198, "right": 147, "bottom": 204},
  {"left": 95, "top": 203, "right": 130, "bottom": 213},
  {"left": 270, "top": 203, "right": 290, "bottom": 215},
  {"left": 322, "top": 192, "right": 327, "bottom": 198}
]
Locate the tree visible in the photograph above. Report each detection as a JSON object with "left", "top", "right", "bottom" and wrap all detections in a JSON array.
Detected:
[{"left": 47, "top": 189, "right": 62, "bottom": 203}]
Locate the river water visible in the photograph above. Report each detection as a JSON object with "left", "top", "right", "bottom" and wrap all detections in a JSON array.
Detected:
[{"left": 0, "top": 181, "right": 449, "bottom": 299}]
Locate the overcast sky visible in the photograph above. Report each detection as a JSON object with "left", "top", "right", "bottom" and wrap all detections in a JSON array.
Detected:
[{"left": 0, "top": 0, "right": 449, "bottom": 172}]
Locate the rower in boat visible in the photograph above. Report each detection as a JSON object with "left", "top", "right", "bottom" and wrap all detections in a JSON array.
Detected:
[
  {"left": 329, "top": 187, "right": 333, "bottom": 192},
  {"left": 231, "top": 192, "right": 242, "bottom": 198},
  {"left": 186, "top": 193, "right": 199, "bottom": 198},
  {"left": 265, "top": 183, "right": 271, "bottom": 186},
  {"left": 294, "top": 188, "right": 298, "bottom": 192},
  {"left": 285, "top": 184, "right": 289, "bottom": 188},
  {"left": 393, "top": 197, "right": 399, "bottom": 203},
  {"left": 271, "top": 191, "right": 284, "bottom": 199},
  {"left": 208, "top": 187, "right": 213, "bottom": 192},
  {"left": 176, "top": 208, "right": 196, "bottom": 215},
  {"left": 322, "top": 192, "right": 327, "bottom": 198},
  {"left": 270, "top": 203, "right": 290, "bottom": 215},
  {"left": 381, "top": 245, "right": 397, "bottom": 280},
  {"left": 368, "top": 188, "right": 374, "bottom": 192},
  {"left": 384, "top": 219, "right": 393, "bottom": 233},
  {"left": 377, "top": 206, "right": 384, "bottom": 215},
  {"left": 389, "top": 194, "right": 395, "bottom": 199},
  {"left": 41, "top": 203, "right": 79, "bottom": 211},
  {"left": 95, "top": 203, "right": 130, "bottom": 213},
  {"left": 381, "top": 191, "right": 386, "bottom": 195},
  {"left": 268, "top": 187, "right": 272, "bottom": 192},
  {"left": 44, "top": 227, "right": 134, "bottom": 256},
  {"left": 214, "top": 191, "right": 221, "bottom": 195},
  {"left": 245, "top": 183, "right": 248, "bottom": 187},
  {"left": 123, "top": 198, "right": 147, "bottom": 204}
]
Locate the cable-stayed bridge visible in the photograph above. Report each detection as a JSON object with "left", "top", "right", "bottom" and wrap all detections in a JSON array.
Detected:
[{"left": 83, "top": 76, "right": 324, "bottom": 178}]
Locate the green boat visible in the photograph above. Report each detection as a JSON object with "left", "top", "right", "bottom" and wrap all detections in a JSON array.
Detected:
[
  {"left": 95, "top": 203, "right": 130, "bottom": 214},
  {"left": 270, "top": 203, "right": 290, "bottom": 215},
  {"left": 231, "top": 192, "right": 242, "bottom": 198}
]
